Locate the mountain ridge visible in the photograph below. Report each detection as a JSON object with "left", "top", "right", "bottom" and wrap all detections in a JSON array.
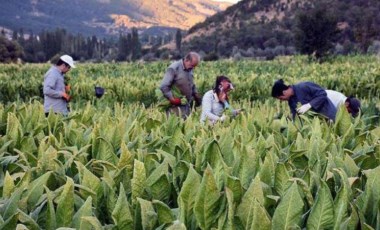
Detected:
[{"left": 0, "top": 0, "right": 232, "bottom": 36}]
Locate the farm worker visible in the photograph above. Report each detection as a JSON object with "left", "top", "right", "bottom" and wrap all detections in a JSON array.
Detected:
[
  {"left": 200, "top": 76, "right": 242, "bottom": 124},
  {"left": 271, "top": 79, "right": 337, "bottom": 121},
  {"left": 326, "top": 90, "right": 361, "bottom": 117},
  {"left": 159, "top": 52, "right": 202, "bottom": 118},
  {"left": 43, "top": 54, "right": 75, "bottom": 116}
]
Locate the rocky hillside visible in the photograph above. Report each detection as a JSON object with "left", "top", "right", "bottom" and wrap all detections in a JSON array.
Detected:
[{"left": 0, "top": 0, "right": 232, "bottom": 36}]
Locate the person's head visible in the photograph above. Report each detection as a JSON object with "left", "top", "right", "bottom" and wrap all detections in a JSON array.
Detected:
[
  {"left": 271, "top": 79, "right": 293, "bottom": 101},
  {"left": 345, "top": 96, "right": 361, "bottom": 117},
  {"left": 183, "top": 52, "right": 200, "bottom": 71},
  {"left": 214, "top": 75, "right": 233, "bottom": 95},
  {"left": 57, "top": 55, "right": 75, "bottom": 74}
]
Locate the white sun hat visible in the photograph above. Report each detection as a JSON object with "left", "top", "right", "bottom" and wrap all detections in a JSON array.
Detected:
[{"left": 60, "top": 55, "right": 76, "bottom": 68}]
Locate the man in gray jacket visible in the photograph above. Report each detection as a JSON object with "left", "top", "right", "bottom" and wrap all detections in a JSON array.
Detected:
[
  {"left": 43, "top": 54, "right": 75, "bottom": 116},
  {"left": 159, "top": 52, "right": 202, "bottom": 118}
]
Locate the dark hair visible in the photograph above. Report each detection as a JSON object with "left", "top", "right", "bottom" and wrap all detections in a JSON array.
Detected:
[
  {"left": 57, "top": 59, "right": 70, "bottom": 68},
  {"left": 346, "top": 96, "right": 361, "bottom": 117},
  {"left": 213, "top": 75, "right": 231, "bottom": 95},
  {"left": 271, "top": 79, "right": 289, "bottom": 97}
]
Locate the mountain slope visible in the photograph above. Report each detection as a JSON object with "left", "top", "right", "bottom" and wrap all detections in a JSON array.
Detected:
[
  {"left": 0, "top": 0, "right": 231, "bottom": 36},
  {"left": 182, "top": 0, "right": 380, "bottom": 56}
]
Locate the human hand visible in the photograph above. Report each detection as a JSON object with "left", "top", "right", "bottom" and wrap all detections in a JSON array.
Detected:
[
  {"left": 220, "top": 114, "right": 227, "bottom": 122},
  {"left": 62, "top": 92, "right": 71, "bottom": 102},
  {"left": 169, "top": 97, "right": 182, "bottom": 106},
  {"left": 297, "top": 103, "right": 312, "bottom": 114},
  {"left": 218, "top": 91, "right": 227, "bottom": 103}
]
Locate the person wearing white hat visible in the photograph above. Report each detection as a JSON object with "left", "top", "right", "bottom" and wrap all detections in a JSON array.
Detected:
[{"left": 43, "top": 54, "right": 76, "bottom": 116}]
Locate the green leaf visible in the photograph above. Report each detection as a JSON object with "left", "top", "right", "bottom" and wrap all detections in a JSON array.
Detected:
[
  {"left": 248, "top": 198, "right": 271, "bottom": 230},
  {"left": 153, "top": 200, "right": 175, "bottom": 226},
  {"left": 3, "top": 171, "right": 15, "bottom": 198},
  {"left": 272, "top": 182, "right": 304, "bottom": 230},
  {"left": 81, "top": 216, "right": 103, "bottom": 230},
  {"left": 274, "top": 163, "right": 292, "bottom": 197},
  {"left": 178, "top": 166, "right": 201, "bottom": 227},
  {"left": 56, "top": 177, "right": 75, "bottom": 228},
  {"left": 96, "top": 137, "right": 118, "bottom": 165},
  {"left": 72, "top": 197, "right": 93, "bottom": 230},
  {"left": 3, "top": 187, "right": 23, "bottom": 220},
  {"left": 194, "top": 166, "right": 222, "bottom": 230},
  {"left": 146, "top": 161, "right": 171, "bottom": 202},
  {"left": 44, "top": 186, "right": 56, "bottom": 230},
  {"left": 237, "top": 147, "right": 258, "bottom": 189},
  {"left": 0, "top": 213, "right": 18, "bottom": 230},
  {"left": 22, "top": 171, "right": 52, "bottom": 210},
  {"left": 75, "top": 161, "right": 101, "bottom": 205},
  {"left": 333, "top": 169, "right": 349, "bottom": 230},
  {"left": 112, "top": 184, "right": 133, "bottom": 230},
  {"left": 260, "top": 150, "right": 277, "bottom": 187},
  {"left": 137, "top": 198, "right": 158, "bottom": 230},
  {"left": 306, "top": 180, "right": 334, "bottom": 229},
  {"left": 131, "top": 159, "right": 146, "bottom": 204},
  {"left": 117, "top": 141, "right": 134, "bottom": 172},
  {"left": 237, "top": 174, "right": 265, "bottom": 225}
]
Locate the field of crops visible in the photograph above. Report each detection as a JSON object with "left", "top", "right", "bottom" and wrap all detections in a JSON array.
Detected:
[{"left": 0, "top": 56, "right": 379, "bottom": 229}]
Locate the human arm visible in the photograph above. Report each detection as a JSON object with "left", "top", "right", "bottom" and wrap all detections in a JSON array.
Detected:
[
  {"left": 201, "top": 92, "right": 225, "bottom": 122},
  {"left": 43, "top": 73, "right": 65, "bottom": 98},
  {"left": 159, "top": 68, "right": 176, "bottom": 100},
  {"left": 303, "top": 82, "right": 328, "bottom": 110}
]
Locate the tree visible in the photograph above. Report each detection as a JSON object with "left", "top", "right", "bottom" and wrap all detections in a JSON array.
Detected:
[
  {"left": 294, "top": 2, "right": 338, "bottom": 61},
  {"left": 131, "top": 28, "right": 141, "bottom": 61},
  {"left": 175, "top": 29, "right": 182, "bottom": 52},
  {"left": 0, "top": 35, "right": 24, "bottom": 63}
]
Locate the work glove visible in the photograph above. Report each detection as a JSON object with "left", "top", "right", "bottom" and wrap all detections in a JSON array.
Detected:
[
  {"left": 220, "top": 114, "right": 227, "bottom": 122},
  {"left": 169, "top": 97, "right": 182, "bottom": 106},
  {"left": 297, "top": 103, "right": 312, "bottom": 114},
  {"left": 62, "top": 92, "right": 71, "bottom": 102}
]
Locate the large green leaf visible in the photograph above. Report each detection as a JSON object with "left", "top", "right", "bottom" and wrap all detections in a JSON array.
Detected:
[
  {"left": 356, "top": 166, "right": 380, "bottom": 226},
  {"left": 2, "top": 187, "right": 23, "bottom": 220},
  {"left": 137, "top": 198, "right": 158, "bottom": 230},
  {"left": 112, "top": 184, "right": 133, "bottom": 230},
  {"left": 178, "top": 166, "right": 201, "bottom": 228},
  {"left": 44, "top": 186, "right": 56, "bottom": 230},
  {"left": 146, "top": 161, "right": 171, "bottom": 202},
  {"left": 96, "top": 137, "right": 118, "bottom": 165},
  {"left": 56, "top": 177, "right": 75, "bottom": 228},
  {"left": 306, "top": 180, "right": 334, "bottom": 229},
  {"left": 2, "top": 171, "right": 15, "bottom": 198},
  {"left": 153, "top": 200, "right": 175, "bottom": 226},
  {"left": 237, "top": 146, "right": 258, "bottom": 189},
  {"left": 333, "top": 169, "right": 349, "bottom": 229},
  {"left": 194, "top": 166, "right": 222, "bottom": 230},
  {"left": 272, "top": 182, "right": 304, "bottom": 230},
  {"left": 131, "top": 159, "right": 146, "bottom": 204},
  {"left": 248, "top": 198, "right": 271, "bottom": 230},
  {"left": 274, "top": 163, "right": 292, "bottom": 197},
  {"left": 22, "top": 171, "right": 52, "bottom": 211},
  {"left": 75, "top": 161, "right": 101, "bottom": 204},
  {"left": 72, "top": 196, "right": 93, "bottom": 230},
  {"left": 236, "top": 174, "right": 265, "bottom": 226}
]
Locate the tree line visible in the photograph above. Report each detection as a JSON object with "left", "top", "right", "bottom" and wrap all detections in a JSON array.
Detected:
[{"left": 0, "top": 27, "right": 184, "bottom": 63}]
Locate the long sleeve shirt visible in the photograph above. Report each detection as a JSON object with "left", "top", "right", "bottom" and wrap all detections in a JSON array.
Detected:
[
  {"left": 288, "top": 82, "right": 337, "bottom": 121},
  {"left": 200, "top": 90, "right": 225, "bottom": 124},
  {"left": 159, "top": 60, "right": 198, "bottom": 103},
  {"left": 43, "top": 66, "right": 68, "bottom": 115}
]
